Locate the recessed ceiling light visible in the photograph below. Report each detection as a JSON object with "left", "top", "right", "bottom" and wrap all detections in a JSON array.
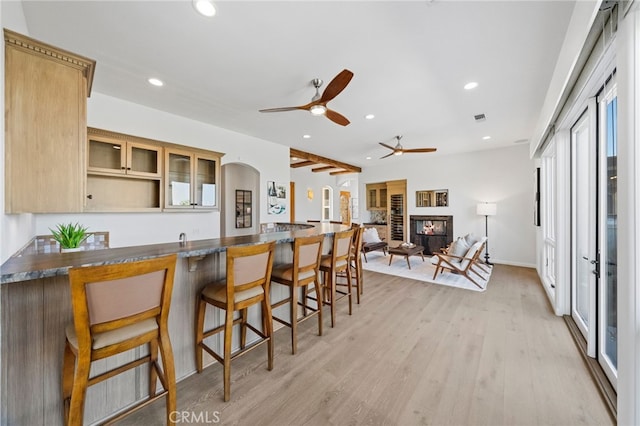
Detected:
[
  {"left": 482, "top": 136, "right": 491, "bottom": 140},
  {"left": 302, "top": 134, "right": 311, "bottom": 139},
  {"left": 365, "top": 114, "right": 375, "bottom": 120},
  {"left": 291, "top": 157, "right": 299, "bottom": 161},
  {"left": 464, "top": 82, "right": 478, "bottom": 90},
  {"left": 366, "top": 156, "right": 372, "bottom": 160},
  {"left": 148, "top": 77, "right": 164, "bottom": 87},
  {"left": 193, "top": 0, "right": 216, "bottom": 17}
]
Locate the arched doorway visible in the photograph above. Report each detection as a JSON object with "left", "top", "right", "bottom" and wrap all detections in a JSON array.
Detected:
[{"left": 221, "top": 163, "right": 260, "bottom": 237}]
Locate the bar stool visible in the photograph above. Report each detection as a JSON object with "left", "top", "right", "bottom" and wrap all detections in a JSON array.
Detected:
[
  {"left": 339, "top": 224, "right": 364, "bottom": 303},
  {"left": 195, "top": 242, "right": 275, "bottom": 402},
  {"left": 271, "top": 234, "right": 324, "bottom": 354},
  {"left": 319, "top": 229, "right": 355, "bottom": 327},
  {"left": 62, "top": 254, "right": 178, "bottom": 426}
]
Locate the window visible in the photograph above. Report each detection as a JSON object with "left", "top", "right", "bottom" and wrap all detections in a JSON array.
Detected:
[{"left": 321, "top": 186, "right": 333, "bottom": 221}]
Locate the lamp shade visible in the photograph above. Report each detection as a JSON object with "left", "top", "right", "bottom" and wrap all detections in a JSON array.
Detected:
[{"left": 477, "top": 202, "right": 497, "bottom": 216}]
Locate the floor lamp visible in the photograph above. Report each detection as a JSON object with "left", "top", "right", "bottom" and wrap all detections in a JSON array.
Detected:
[{"left": 477, "top": 202, "right": 497, "bottom": 265}]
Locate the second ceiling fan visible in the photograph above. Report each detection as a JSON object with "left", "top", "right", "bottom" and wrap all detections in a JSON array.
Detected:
[
  {"left": 259, "top": 69, "right": 353, "bottom": 126},
  {"left": 379, "top": 135, "right": 437, "bottom": 159}
]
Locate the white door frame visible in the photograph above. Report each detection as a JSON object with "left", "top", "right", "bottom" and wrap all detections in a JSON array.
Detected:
[{"left": 570, "top": 102, "right": 598, "bottom": 357}]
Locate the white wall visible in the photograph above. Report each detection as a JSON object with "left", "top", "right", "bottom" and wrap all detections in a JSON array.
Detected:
[
  {"left": 26, "top": 93, "right": 290, "bottom": 249},
  {"left": 358, "top": 144, "right": 536, "bottom": 267},
  {"left": 2, "top": 88, "right": 289, "bottom": 255},
  {"left": 291, "top": 168, "right": 358, "bottom": 223},
  {"left": 617, "top": 5, "right": 640, "bottom": 424},
  {"left": 1, "top": 0, "right": 35, "bottom": 264}
]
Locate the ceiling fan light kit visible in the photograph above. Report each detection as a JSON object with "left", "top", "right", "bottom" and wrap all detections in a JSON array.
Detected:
[
  {"left": 309, "top": 104, "right": 327, "bottom": 116},
  {"left": 259, "top": 69, "right": 353, "bottom": 126}
]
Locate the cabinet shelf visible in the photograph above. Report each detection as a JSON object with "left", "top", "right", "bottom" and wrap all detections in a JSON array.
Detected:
[{"left": 86, "top": 174, "right": 161, "bottom": 211}]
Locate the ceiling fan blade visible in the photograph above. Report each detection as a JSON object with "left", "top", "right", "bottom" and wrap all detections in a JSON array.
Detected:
[
  {"left": 378, "top": 142, "right": 396, "bottom": 150},
  {"left": 325, "top": 109, "right": 350, "bottom": 126},
  {"left": 259, "top": 106, "right": 306, "bottom": 113},
  {"left": 402, "top": 148, "right": 437, "bottom": 153},
  {"left": 380, "top": 152, "right": 395, "bottom": 159},
  {"left": 319, "top": 69, "right": 354, "bottom": 103}
]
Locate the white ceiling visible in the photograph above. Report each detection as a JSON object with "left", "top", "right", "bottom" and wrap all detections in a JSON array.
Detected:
[{"left": 20, "top": 0, "right": 575, "bottom": 168}]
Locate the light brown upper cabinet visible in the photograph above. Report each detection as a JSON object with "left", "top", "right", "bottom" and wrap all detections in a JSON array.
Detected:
[
  {"left": 85, "top": 128, "right": 163, "bottom": 212},
  {"left": 88, "top": 129, "right": 162, "bottom": 178},
  {"left": 4, "top": 29, "right": 95, "bottom": 213},
  {"left": 165, "top": 148, "right": 221, "bottom": 210},
  {"left": 366, "top": 183, "right": 387, "bottom": 210}
]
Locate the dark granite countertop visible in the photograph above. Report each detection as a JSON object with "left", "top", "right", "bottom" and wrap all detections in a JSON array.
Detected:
[{"left": 0, "top": 222, "right": 347, "bottom": 285}]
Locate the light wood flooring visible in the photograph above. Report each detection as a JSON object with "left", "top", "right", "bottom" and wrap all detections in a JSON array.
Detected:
[{"left": 119, "top": 265, "right": 614, "bottom": 425}]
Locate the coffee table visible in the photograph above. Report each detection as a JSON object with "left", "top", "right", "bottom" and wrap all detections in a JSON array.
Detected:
[{"left": 388, "top": 244, "right": 425, "bottom": 270}]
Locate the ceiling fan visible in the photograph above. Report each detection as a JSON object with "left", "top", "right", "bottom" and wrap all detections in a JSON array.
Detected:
[
  {"left": 259, "top": 69, "right": 353, "bottom": 126},
  {"left": 379, "top": 135, "right": 437, "bottom": 159}
]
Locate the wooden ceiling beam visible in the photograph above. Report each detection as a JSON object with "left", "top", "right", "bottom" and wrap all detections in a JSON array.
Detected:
[
  {"left": 311, "top": 166, "right": 336, "bottom": 173},
  {"left": 290, "top": 148, "right": 361, "bottom": 173},
  {"left": 290, "top": 160, "right": 315, "bottom": 168},
  {"left": 329, "top": 170, "right": 357, "bottom": 175}
]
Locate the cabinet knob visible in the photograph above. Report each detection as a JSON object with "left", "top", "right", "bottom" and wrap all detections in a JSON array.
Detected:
[
  {"left": 121, "top": 166, "right": 126, "bottom": 170},
  {"left": 87, "top": 194, "right": 93, "bottom": 199},
  {"left": 127, "top": 167, "right": 131, "bottom": 170}
]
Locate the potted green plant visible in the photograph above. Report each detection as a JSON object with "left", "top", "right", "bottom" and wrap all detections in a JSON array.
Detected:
[{"left": 50, "top": 222, "right": 90, "bottom": 253}]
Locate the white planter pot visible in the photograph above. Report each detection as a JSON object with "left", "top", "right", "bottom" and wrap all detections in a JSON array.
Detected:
[{"left": 60, "top": 247, "right": 85, "bottom": 253}]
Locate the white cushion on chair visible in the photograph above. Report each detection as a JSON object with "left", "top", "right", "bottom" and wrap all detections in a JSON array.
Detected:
[
  {"left": 362, "top": 228, "right": 382, "bottom": 244},
  {"left": 66, "top": 318, "right": 158, "bottom": 350},
  {"left": 460, "top": 242, "right": 482, "bottom": 270},
  {"left": 447, "top": 237, "right": 470, "bottom": 262},
  {"left": 272, "top": 263, "right": 316, "bottom": 282},
  {"left": 464, "top": 233, "right": 481, "bottom": 246},
  {"left": 202, "top": 282, "right": 264, "bottom": 303}
]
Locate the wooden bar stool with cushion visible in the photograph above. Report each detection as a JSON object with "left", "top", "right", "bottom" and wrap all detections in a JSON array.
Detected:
[
  {"left": 62, "top": 254, "right": 178, "bottom": 426},
  {"left": 271, "top": 234, "right": 324, "bottom": 354},
  {"left": 320, "top": 229, "right": 355, "bottom": 328},
  {"left": 195, "top": 241, "right": 276, "bottom": 402},
  {"left": 340, "top": 224, "right": 364, "bottom": 303}
]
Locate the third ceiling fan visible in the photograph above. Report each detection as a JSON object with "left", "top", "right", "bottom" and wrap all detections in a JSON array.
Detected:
[{"left": 379, "top": 135, "right": 437, "bottom": 159}]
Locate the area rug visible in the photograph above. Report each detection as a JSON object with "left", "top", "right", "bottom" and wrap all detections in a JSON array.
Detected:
[{"left": 361, "top": 251, "right": 492, "bottom": 292}]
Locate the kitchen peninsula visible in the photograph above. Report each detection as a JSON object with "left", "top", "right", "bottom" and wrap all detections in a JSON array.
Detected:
[{"left": 0, "top": 222, "right": 347, "bottom": 425}]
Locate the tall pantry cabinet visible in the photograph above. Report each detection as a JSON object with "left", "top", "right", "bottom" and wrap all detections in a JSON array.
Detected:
[{"left": 4, "top": 29, "right": 95, "bottom": 213}]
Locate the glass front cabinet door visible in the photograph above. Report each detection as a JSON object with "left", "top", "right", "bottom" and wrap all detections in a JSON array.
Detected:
[
  {"left": 88, "top": 134, "right": 161, "bottom": 178},
  {"left": 165, "top": 148, "right": 221, "bottom": 210}
]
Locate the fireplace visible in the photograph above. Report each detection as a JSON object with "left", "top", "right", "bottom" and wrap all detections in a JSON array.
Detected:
[{"left": 410, "top": 215, "right": 453, "bottom": 255}]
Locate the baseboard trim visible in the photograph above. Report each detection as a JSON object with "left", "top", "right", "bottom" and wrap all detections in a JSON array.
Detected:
[
  {"left": 490, "top": 259, "right": 536, "bottom": 268},
  {"left": 563, "top": 315, "right": 617, "bottom": 422}
]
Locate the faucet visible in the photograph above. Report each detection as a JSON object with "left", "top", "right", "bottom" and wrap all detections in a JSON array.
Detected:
[{"left": 179, "top": 233, "right": 187, "bottom": 245}]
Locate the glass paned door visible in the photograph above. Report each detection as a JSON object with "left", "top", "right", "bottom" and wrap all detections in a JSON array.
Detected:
[
  {"left": 167, "top": 152, "right": 192, "bottom": 207},
  {"left": 571, "top": 106, "right": 597, "bottom": 357},
  {"left": 195, "top": 156, "right": 216, "bottom": 207},
  {"left": 598, "top": 83, "right": 618, "bottom": 388}
]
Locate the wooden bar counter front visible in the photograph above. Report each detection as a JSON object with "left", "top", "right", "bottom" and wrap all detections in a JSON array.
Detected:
[{"left": 0, "top": 223, "right": 346, "bottom": 425}]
